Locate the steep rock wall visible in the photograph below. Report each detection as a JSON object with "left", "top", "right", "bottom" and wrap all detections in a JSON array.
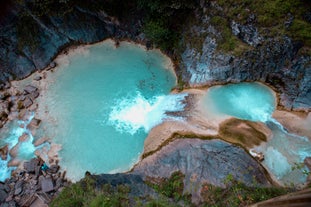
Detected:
[
  {"left": 179, "top": 2, "right": 311, "bottom": 110},
  {"left": 0, "top": 1, "right": 310, "bottom": 111}
]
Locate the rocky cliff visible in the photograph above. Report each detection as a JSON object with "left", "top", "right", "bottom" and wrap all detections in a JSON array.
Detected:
[
  {"left": 179, "top": 1, "right": 311, "bottom": 110},
  {"left": 0, "top": 1, "right": 142, "bottom": 85},
  {"left": 0, "top": 1, "right": 310, "bottom": 110}
]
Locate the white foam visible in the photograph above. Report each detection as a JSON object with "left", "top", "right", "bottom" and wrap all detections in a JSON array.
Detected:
[
  {"left": 264, "top": 146, "right": 291, "bottom": 179},
  {"left": 0, "top": 157, "right": 14, "bottom": 182},
  {"left": 108, "top": 92, "right": 187, "bottom": 135},
  {"left": 0, "top": 113, "right": 47, "bottom": 181}
]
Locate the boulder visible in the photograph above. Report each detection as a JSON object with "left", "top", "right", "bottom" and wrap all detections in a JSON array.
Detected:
[
  {"left": 24, "top": 158, "right": 39, "bottom": 173},
  {"left": 28, "top": 118, "right": 41, "bottom": 129},
  {"left": 231, "top": 20, "right": 262, "bottom": 47},
  {"left": 47, "top": 165, "right": 59, "bottom": 174},
  {"left": 30, "top": 197, "right": 48, "bottom": 207},
  {"left": 22, "top": 97, "right": 33, "bottom": 108},
  {"left": 17, "top": 194, "right": 37, "bottom": 207},
  {"left": 13, "top": 180, "right": 23, "bottom": 196},
  {"left": 29, "top": 91, "right": 40, "bottom": 101},
  {"left": 33, "top": 76, "right": 42, "bottom": 81},
  {"left": 0, "top": 189, "right": 8, "bottom": 203},
  {"left": 0, "top": 145, "right": 8, "bottom": 160},
  {"left": 24, "top": 85, "right": 37, "bottom": 94},
  {"left": 133, "top": 138, "right": 271, "bottom": 203},
  {"left": 39, "top": 176, "right": 54, "bottom": 193}
]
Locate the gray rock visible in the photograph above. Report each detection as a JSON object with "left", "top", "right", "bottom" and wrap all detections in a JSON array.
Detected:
[
  {"left": 24, "top": 85, "right": 37, "bottom": 94},
  {"left": 0, "top": 4, "right": 117, "bottom": 85},
  {"left": 34, "top": 76, "right": 42, "bottom": 81},
  {"left": 133, "top": 138, "right": 271, "bottom": 203},
  {"left": 5, "top": 201, "right": 16, "bottom": 207},
  {"left": 0, "top": 203, "right": 9, "bottom": 207},
  {"left": 23, "top": 97, "right": 33, "bottom": 108},
  {"left": 54, "top": 178, "right": 63, "bottom": 190},
  {"left": 24, "top": 158, "right": 39, "bottom": 173},
  {"left": 14, "top": 180, "right": 23, "bottom": 196},
  {"left": 29, "top": 91, "right": 40, "bottom": 101},
  {"left": 39, "top": 176, "right": 54, "bottom": 193},
  {"left": 28, "top": 118, "right": 41, "bottom": 129},
  {"left": 47, "top": 165, "right": 59, "bottom": 174},
  {"left": 46, "top": 62, "right": 56, "bottom": 71},
  {"left": 0, "top": 189, "right": 8, "bottom": 202},
  {"left": 30, "top": 197, "right": 48, "bottom": 207},
  {"left": 17, "top": 194, "right": 37, "bottom": 207},
  {"left": 231, "top": 20, "right": 262, "bottom": 47}
]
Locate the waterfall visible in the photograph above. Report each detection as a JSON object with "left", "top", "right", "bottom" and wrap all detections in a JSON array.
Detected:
[{"left": 108, "top": 92, "right": 187, "bottom": 135}]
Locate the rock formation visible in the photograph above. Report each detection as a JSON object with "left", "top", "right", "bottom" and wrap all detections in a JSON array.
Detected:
[
  {"left": 133, "top": 138, "right": 272, "bottom": 203},
  {"left": 0, "top": 1, "right": 310, "bottom": 111}
]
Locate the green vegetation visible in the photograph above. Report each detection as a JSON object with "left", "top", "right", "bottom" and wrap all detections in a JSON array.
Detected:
[
  {"left": 209, "top": 0, "right": 311, "bottom": 51},
  {"left": 138, "top": 0, "right": 196, "bottom": 51},
  {"left": 201, "top": 174, "right": 291, "bottom": 207},
  {"left": 50, "top": 171, "right": 295, "bottom": 207},
  {"left": 13, "top": 0, "right": 310, "bottom": 54},
  {"left": 209, "top": 16, "right": 242, "bottom": 52},
  {"left": 146, "top": 171, "right": 190, "bottom": 203},
  {"left": 50, "top": 174, "right": 177, "bottom": 207},
  {"left": 143, "top": 19, "right": 178, "bottom": 50}
]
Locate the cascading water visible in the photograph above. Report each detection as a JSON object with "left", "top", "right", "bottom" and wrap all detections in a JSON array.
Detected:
[
  {"left": 263, "top": 119, "right": 311, "bottom": 184},
  {"left": 202, "top": 82, "right": 276, "bottom": 122},
  {"left": 0, "top": 113, "right": 48, "bottom": 182},
  {"left": 202, "top": 82, "right": 311, "bottom": 185},
  {"left": 109, "top": 92, "right": 187, "bottom": 135}
]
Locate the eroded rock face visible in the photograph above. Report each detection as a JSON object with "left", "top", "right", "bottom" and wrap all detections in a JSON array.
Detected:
[
  {"left": 0, "top": 2, "right": 310, "bottom": 111},
  {"left": 0, "top": 3, "right": 140, "bottom": 85},
  {"left": 180, "top": 4, "right": 311, "bottom": 111},
  {"left": 133, "top": 138, "right": 271, "bottom": 203}
]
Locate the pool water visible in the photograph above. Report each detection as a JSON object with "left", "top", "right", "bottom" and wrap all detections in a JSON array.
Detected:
[
  {"left": 34, "top": 41, "right": 186, "bottom": 181},
  {"left": 202, "top": 82, "right": 311, "bottom": 185}
]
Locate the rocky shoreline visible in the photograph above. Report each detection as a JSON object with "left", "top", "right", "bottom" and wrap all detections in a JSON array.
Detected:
[
  {"left": 0, "top": 1, "right": 311, "bottom": 205},
  {"left": 0, "top": 39, "right": 310, "bottom": 205},
  {"left": 0, "top": 157, "right": 69, "bottom": 207}
]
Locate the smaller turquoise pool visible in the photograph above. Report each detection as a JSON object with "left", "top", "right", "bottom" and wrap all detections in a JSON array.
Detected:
[
  {"left": 202, "top": 82, "right": 311, "bottom": 185},
  {"left": 203, "top": 82, "right": 276, "bottom": 122}
]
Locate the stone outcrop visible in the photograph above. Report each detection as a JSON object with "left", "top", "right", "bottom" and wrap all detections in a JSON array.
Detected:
[
  {"left": 0, "top": 158, "right": 69, "bottom": 207},
  {"left": 133, "top": 138, "right": 272, "bottom": 203},
  {"left": 0, "top": 1, "right": 310, "bottom": 111},
  {"left": 180, "top": 3, "right": 311, "bottom": 111},
  {"left": 0, "top": 2, "right": 142, "bottom": 86},
  {"left": 0, "top": 84, "right": 39, "bottom": 127}
]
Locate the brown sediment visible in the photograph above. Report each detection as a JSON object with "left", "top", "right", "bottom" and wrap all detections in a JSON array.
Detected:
[
  {"left": 272, "top": 110, "right": 311, "bottom": 140},
  {"left": 218, "top": 118, "right": 272, "bottom": 149}
]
